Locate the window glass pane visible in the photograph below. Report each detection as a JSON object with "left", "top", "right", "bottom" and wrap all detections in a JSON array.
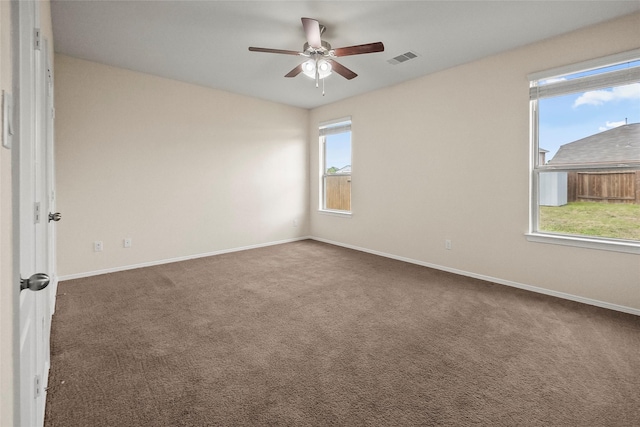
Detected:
[
  {"left": 537, "top": 80, "right": 640, "bottom": 241},
  {"left": 539, "top": 174, "right": 640, "bottom": 241},
  {"left": 324, "top": 175, "right": 351, "bottom": 211},
  {"left": 323, "top": 130, "right": 351, "bottom": 212},
  {"left": 538, "top": 83, "right": 640, "bottom": 164},
  {"left": 325, "top": 132, "right": 351, "bottom": 174}
]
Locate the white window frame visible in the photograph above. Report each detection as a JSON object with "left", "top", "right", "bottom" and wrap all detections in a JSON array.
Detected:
[
  {"left": 319, "top": 117, "right": 352, "bottom": 216},
  {"left": 526, "top": 49, "right": 640, "bottom": 254}
]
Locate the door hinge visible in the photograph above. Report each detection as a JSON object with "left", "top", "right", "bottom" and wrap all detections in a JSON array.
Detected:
[
  {"left": 34, "top": 202, "right": 41, "bottom": 224},
  {"left": 34, "top": 374, "right": 41, "bottom": 398},
  {"left": 34, "top": 28, "right": 41, "bottom": 51}
]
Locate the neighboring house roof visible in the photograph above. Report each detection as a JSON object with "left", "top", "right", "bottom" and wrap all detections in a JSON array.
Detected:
[
  {"left": 548, "top": 123, "right": 640, "bottom": 166},
  {"left": 336, "top": 165, "right": 351, "bottom": 173}
]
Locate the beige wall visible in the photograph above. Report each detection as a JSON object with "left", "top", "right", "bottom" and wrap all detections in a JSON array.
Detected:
[
  {"left": 55, "top": 55, "right": 309, "bottom": 277},
  {"left": 310, "top": 13, "right": 640, "bottom": 311}
]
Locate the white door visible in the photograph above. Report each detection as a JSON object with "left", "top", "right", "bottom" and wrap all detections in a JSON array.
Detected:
[
  {"left": 34, "top": 37, "right": 55, "bottom": 426},
  {"left": 17, "top": 1, "right": 54, "bottom": 426}
]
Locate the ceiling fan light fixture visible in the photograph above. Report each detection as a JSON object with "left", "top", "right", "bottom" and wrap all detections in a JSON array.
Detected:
[
  {"left": 318, "top": 60, "right": 331, "bottom": 72},
  {"left": 302, "top": 59, "right": 315, "bottom": 77},
  {"left": 317, "top": 59, "right": 332, "bottom": 79},
  {"left": 302, "top": 58, "right": 332, "bottom": 80}
]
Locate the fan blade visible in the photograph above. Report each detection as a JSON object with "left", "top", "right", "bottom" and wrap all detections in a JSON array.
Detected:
[
  {"left": 327, "top": 59, "right": 357, "bottom": 80},
  {"left": 249, "top": 47, "right": 302, "bottom": 56},
  {"left": 301, "top": 17, "right": 322, "bottom": 49},
  {"left": 333, "top": 42, "right": 385, "bottom": 57},
  {"left": 285, "top": 64, "right": 304, "bottom": 78}
]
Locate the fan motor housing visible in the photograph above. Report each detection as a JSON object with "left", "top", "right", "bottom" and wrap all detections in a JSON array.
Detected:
[{"left": 304, "top": 40, "right": 332, "bottom": 56}]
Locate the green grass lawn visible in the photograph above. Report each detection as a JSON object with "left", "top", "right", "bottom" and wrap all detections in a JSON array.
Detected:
[{"left": 540, "top": 202, "right": 640, "bottom": 241}]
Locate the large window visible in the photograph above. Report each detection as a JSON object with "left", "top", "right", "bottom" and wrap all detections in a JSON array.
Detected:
[
  {"left": 528, "top": 50, "right": 640, "bottom": 252},
  {"left": 320, "top": 119, "right": 352, "bottom": 213}
]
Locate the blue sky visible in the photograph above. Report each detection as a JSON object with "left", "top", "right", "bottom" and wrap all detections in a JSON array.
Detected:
[
  {"left": 325, "top": 132, "right": 351, "bottom": 170},
  {"left": 538, "top": 62, "right": 640, "bottom": 162}
]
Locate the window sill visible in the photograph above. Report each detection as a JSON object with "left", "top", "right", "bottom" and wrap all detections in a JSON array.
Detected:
[
  {"left": 318, "top": 209, "right": 352, "bottom": 218},
  {"left": 526, "top": 232, "right": 640, "bottom": 254}
]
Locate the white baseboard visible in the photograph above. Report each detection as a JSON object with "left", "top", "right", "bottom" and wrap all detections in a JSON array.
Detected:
[
  {"left": 58, "top": 236, "right": 312, "bottom": 281},
  {"left": 310, "top": 237, "right": 640, "bottom": 317}
]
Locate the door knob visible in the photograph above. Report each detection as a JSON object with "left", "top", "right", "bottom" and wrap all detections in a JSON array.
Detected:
[
  {"left": 48, "top": 212, "right": 61, "bottom": 222},
  {"left": 20, "top": 273, "right": 50, "bottom": 292}
]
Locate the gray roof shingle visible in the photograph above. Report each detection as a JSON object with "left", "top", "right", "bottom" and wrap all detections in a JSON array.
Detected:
[{"left": 548, "top": 123, "right": 640, "bottom": 166}]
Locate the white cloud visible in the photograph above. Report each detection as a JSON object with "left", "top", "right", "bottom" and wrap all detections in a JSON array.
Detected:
[
  {"left": 598, "top": 120, "right": 626, "bottom": 132},
  {"left": 573, "top": 82, "right": 640, "bottom": 108}
]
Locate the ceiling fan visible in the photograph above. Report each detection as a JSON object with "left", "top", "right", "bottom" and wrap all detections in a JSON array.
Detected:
[{"left": 249, "top": 18, "right": 384, "bottom": 92}]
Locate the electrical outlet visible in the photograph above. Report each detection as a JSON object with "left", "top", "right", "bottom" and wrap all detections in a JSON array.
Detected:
[
  {"left": 94, "top": 241, "right": 103, "bottom": 252},
  {"left": 123, "top": 238, "right": 132, "bottom": 248},
  {"left": 445, "top": 239, "right": 452, "bottom": 250}
]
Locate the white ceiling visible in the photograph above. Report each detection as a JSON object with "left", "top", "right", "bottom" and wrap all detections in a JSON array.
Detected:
[{"left": 51, "top": 1, "right": 639, "bottom": 110}]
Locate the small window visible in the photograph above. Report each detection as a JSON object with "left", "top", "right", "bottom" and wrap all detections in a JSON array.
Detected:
[
  {"left": 319, "top": 119, "right": 352, "bottom": 213},
  {"left": 529, "top": 51, "right": 640, "bottom": 250}
]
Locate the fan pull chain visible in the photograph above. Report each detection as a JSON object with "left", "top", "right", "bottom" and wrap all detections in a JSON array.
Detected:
[{"left": 322, "top": 77, "right": 325, "bottom": 96}]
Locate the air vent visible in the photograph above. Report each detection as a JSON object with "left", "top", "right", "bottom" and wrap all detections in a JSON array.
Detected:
[{"left": 387, "top": 51, "right": 418, "bottom": 65}]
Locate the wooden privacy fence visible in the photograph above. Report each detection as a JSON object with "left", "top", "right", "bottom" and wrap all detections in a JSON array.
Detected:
[
  {"left": 567, "top": 170, "right": 640, "bottom": 204},
  {"left": 325, "top": 175, "right": 351, "bottom": 211}
]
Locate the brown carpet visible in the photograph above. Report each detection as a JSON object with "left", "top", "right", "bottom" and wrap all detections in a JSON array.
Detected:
[{"left": 45, "top": 240, "right": 640, "bottom": 426}]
